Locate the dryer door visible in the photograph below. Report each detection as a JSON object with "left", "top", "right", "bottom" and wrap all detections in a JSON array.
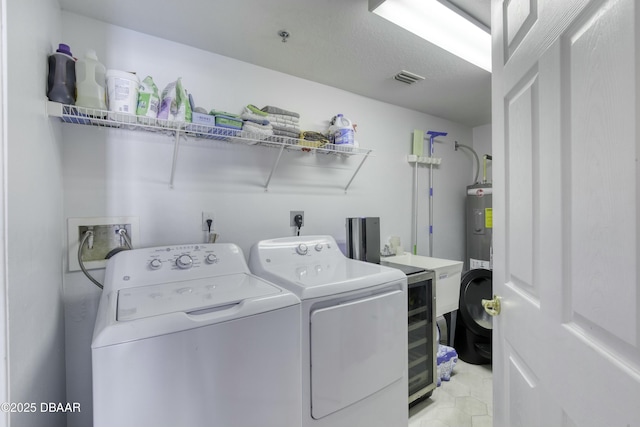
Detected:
[
  {"left": 458, "top": 269, "right": 493, "bottom": 337},
  {"left": 310, "top": 289, "right": 405, "bottom": 419}
]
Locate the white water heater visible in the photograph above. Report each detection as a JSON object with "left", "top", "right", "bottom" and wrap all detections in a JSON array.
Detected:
[{"left": 465, "top": 184, "right": 492, "bottom": 271}]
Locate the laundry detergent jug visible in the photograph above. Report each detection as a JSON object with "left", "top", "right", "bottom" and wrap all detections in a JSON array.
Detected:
[
  {"left": 75, "top": 49, "right": 107, "bottom": 110},
  {"left": 47, "top": 43, "right": 76, "bottom": 105},
  {"left": 330, "top": 114, "right": 354, "bottom": 145}
]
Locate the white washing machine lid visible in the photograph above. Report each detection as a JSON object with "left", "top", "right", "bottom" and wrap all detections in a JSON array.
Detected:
[
  {"left": 117, "top": 273, "right": 282, "bottom": 321},
  {"left": 92, "top": 273, "right": 300, "bottom": 348}
]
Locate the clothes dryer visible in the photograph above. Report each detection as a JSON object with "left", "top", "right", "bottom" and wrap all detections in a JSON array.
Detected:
[
  {"left": 249, "top": 235, "right": 408, "bottom": 427},
  {"left": 92, "top": 243, "right": 301, "bottom": 427}
]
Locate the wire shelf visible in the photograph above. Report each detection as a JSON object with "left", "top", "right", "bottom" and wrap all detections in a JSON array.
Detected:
[
  {"left": 47, "top": 102, "right": 371, "bottom": 157},
  {"left": 47, "top": 101, "right": 373, "bottom": 191}
]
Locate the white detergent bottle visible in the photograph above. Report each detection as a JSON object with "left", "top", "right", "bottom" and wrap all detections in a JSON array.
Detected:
[
  {"left": 75, "top": 49, "right": 107, "bottom": 110},
  {"left": 333, "top": 114, "right": 354, "bottom": 145}
]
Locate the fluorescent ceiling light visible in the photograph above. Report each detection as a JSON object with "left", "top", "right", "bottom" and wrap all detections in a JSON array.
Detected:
[{"left": 369, "top": 0, "right": 492, "bottom": 72}]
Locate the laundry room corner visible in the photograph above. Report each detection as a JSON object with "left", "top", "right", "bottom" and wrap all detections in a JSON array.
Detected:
[
  {"left": 4, "top": 0, "right": 68, "bottom": 426},
  {"left": 21, "top": 9, "right": 480, "bottom": 427}
]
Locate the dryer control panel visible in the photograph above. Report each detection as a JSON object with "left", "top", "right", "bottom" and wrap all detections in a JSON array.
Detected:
[
  {"left": 250, "top": 235, "right": 344, "bottom": 266},
  {"left": 249, "top": 235, "right": 407, "bottom": 300}
]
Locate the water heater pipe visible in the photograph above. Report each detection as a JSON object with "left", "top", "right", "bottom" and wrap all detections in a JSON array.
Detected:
[{"left": 454, "top": 141, "right": 480, "bottom": 185}]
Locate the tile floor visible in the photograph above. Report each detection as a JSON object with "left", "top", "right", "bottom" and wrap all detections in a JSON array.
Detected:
[{"left": 408, "top": 360, "right": 493, "bottom": 427}]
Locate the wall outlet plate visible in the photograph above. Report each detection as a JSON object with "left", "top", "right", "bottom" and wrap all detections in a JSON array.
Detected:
[
  {"left": 68, "top": 216, "right": 139, "bottom": 272},
  {"left": 202, "top": 211, "right": 215, "bottom": 231},
  {"left": 290, "top": 210, "right": 304, "bottom": 227}
]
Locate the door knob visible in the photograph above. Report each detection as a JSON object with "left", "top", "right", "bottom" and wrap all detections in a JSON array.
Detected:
[{"left": 482, "top": 295, "right": 501, "bottom": 316}]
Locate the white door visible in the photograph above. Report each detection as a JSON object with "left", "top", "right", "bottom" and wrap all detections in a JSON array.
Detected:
[{"left": 492, "top": 0, "right": 640, "bottom": 426}]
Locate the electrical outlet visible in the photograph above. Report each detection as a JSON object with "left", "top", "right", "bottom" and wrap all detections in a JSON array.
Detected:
[
  {"left": 290, "top": 211, "right": 304, "bottom": 227},
  {"left": 202, "top": 211, "right": 215, "bottom": 231},
  {"left": 68, "top": 216, "right": 139, "bottom": 272}
]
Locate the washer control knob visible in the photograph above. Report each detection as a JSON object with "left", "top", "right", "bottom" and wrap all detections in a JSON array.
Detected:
[
  {"left": 176, "top": 254, "right": 193, "bottom": 269},
  {"left": 205, "top": 254, "right": 218, "bottom": 264},
  {"left": 315, "top": 243, "right": 323, "bottom": 252},
  {"left": 149, "top": 259, "right": 162, "bottom": 270},
  {"left": 296, "top": 244, "right": 308, "bottom": 255}
]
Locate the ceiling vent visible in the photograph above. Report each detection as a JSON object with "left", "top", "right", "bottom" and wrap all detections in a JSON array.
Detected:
[{"left": 394, "top": 70, "right": 425, "bottom": 84}]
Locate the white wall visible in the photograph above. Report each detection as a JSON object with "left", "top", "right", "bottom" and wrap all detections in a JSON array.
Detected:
[
  {"left": 60, "top": 12, "right": 475, "bottom": 427},
  {"left": 0, "top": 2, "right": 7, "bottom": 426},
  {"left": 6, "top": 0, "right": 67, "bottom": 426},
  {"left": 473, "top": 123, "right": 492, "bottom": 183}
]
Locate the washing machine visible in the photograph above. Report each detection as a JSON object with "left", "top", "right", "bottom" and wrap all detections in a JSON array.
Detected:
[
  {"left": 91, "top": 243, "right": 301, "bottom": 427},
  {"left": 249, "top": 235, "right": 408, "bottom": 427}
]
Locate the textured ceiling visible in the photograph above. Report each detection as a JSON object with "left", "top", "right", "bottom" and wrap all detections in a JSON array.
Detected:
[{"left": 59, "top": 0, "right": 492, "bottom": 127}]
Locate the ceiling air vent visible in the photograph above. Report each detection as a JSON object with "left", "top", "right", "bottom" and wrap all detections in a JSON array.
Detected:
[{"left": 394, "top": 70, "right": 425, "bottom": 84}]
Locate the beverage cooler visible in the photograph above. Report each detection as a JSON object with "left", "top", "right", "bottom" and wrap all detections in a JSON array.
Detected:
[
  {"left": 381, "top": 261, "right": 436, "bottom": 405},
  {"left": 407, "top": 270, "right": 436, "bottom": 404}
]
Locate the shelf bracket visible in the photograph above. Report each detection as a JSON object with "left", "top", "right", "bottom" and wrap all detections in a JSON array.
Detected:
[
  {"left": 344, "top": 149, "right": 372, "bottom": 193},
  {"left": 264, "top": 143, "right": 286, "bottom": 191},
  {"left": 169, "top": 130, "right": 182, "bottom": 189}
]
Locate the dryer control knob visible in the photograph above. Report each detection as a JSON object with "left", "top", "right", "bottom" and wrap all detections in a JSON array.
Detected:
[
  {"left": 176, "top": 254, "right": 193, "bottom": 269},
  {"left": 205, "top": 254, "right": 218, "bottom": 264},
  {"left": 149, "top": 259, "right": 162, "bottom": 270},
  {"left": 315, "top": 243, "right": 323, "bottom": 252},
  {"left": 296, "top": 243, "right": 308, "bottom": 255}
]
